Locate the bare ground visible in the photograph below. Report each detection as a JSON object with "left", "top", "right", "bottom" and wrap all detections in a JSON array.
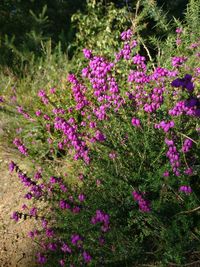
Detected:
[{"left": 0, "top": 150, "right": 38, "bottom": 267}]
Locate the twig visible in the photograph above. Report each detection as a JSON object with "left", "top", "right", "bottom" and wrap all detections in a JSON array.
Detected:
[
  {"left": 180, "top": 135, "right": 190, "bottom": 169},
  {"left": 140, "top": 38, "right": 153, "bottom": 61},
  {"left": 131, "top": 0, "right": 141, "bottom": 30},
  {"left": 17, "top": 253, "right": 25, "bottom": 263},
  {"left": 168, "top": 185, "right": 184, "bottom": 202},
  {"left": 175, "top": 206, "right": 200, "bottom": 216},
  {"left": 168, "top": 260, "right": 200, "bottom": 266},
  {"left": 135, "top": 0, "right": 141, "bottom": 20},
  {"left": 191, "top": 231, "right": 200, "bottom": 242},
  {"left": 177, "top": 132, "right": 198, "bottom": 145}
]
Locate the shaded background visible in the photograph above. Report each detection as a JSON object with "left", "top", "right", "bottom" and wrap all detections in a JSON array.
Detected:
[{"left": 0, "top": 0, "right": 188, "bottom": 70}]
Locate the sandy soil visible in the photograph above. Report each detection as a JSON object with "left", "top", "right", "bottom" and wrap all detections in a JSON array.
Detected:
[{"left": 0, "top": 151, "right": 38, "bottom": 267}]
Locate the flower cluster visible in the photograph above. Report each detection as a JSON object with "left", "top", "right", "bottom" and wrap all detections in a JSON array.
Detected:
[
  {"left": 17, "top": 106, "right": 35, "bottom": 121},
  {"left": 115, "top": 40, "right": 137, "bottom": 61},
  {"left": 179, "top": 185, "right": 192, "bottom": 194},
  {"left": 171, "top": 56, "right": 187, "bottom": 68},
  {"left": 171, "top": 74, "right": 194, "bottom": 92},
  {"left": 182, "top": 138, "right": 193, "bottom": 153},
  {"left": 81, "top": 52, "right": 124, "bottom": 115},
  {"left": 9, "top": 161, "right": 44, "bottom": 200},
  {"left": 67, "top": 74, "right": 89, "bottom": 110},
  {"left": 54, "top": 116, "right": 90, "bottom": 163},
  {"left": 91, "top": 210, "right": 110, "bottom": 232},
  {"left": 169, "top": 100, "right": 198, "bottom": 116},
  {"left": 165, "top": 139, "right": 180, "bottom": 176},
  {"left": 120, "top": 29, "right": 133, "bottom": 41},
  {"left": 13, "top": 138, "right": 28, "bottom": 156},
  {"left": 38, "top": 89, "right": 49, "bottom": 105},
  {"left": 155, "top": 120, "right": 175, "bottom": 132},
  {"left": 131, "top": 117, "right": 141, "bottom": 127},
  {"left": 143, "top": 87, "right": 164, "bottom": 113},
  {"left": 132, "top": 191, "right": 151, "bottom": 212}
]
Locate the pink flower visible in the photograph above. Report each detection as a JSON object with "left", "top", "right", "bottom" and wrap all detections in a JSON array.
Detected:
[
  {"left": 179, "top": 185, "right": 192, "bottom": 194},
  {"left": 131, "top": 117, "right": 140, "bottom": 127}
]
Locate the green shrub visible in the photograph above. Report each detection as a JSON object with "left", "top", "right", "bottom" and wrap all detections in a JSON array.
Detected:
[{"left": 3, "top": 0, "right": 200, "bottom": 266}]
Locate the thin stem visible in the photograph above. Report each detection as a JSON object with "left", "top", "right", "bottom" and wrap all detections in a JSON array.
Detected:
[
  {"left": 139, "top": 36, "right": 155, "bottom": 66},
  {"left": 180, "top": 135, "right": 190, "bottom": 169},
  {"left": 175, "top": 205, "right": 200, "bottom": 216},
  {"left": 168, "top": 185, "right": 184, "bottom": 202},
  {"left": 177, "top": 132, "right": 198, "bottom": 145},
  {"left": 168, "top": 260, "right": 200, "bottom": 266}
]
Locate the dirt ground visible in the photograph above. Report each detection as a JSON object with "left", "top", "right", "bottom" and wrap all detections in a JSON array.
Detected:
[{"left": 0, "top": 151, "right": 38, "bottom": 267}]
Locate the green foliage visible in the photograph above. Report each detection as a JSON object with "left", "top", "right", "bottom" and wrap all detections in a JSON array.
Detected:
[
  {"left": 70, "top": 0, "right": 173, "bottom": 65},
  {"left": 0, "top": 0, "right": 86, "bottom": 72},
  {"left": 0, "top": 0, "right": 188, "bottom": 73},
  {"left": 1, "top": 1, "right": 200, "bottom": 266}
]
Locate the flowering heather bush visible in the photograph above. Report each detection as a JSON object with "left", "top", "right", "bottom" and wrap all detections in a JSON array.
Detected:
[{"left": 9, "top": 5, "right": 200, "bottom": 266}]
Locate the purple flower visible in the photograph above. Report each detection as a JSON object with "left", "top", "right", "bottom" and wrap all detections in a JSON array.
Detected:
[
  {"left": 28, "top": 231, "right": 35, "bottom": 238},
  {"left": 176, "top": 28, "right": 183, "bottom": 34},
  {"left": 171, "top": 56, "right": 187, "bottom": 67},
  {"left": 184, "top": 81, "right": 194, "bottom": 92},
  {"left": 41, "top": 218, "right": 48, "bottom": 229},
  {"left": 38, "top": 90, "right": 46, "bottom": 98},
  {"left": 165, "top": 139, "right": 174, "bottom": 146},
  {"left": 34, "top": 171, "right": 42, "bottom": 180},
  {"left": 120, "top": 29, "right": 133, "bottom": 41},
  {"left": 61, "top": 243, "right": 72, "bottom": 253},
  {"left": 132, "top": 191, "right": 151, "bottom": 212},
  {"left": 163, "top": 171, "right": 169, "bottom": 177},
  {"left": 109, "top": 152, "right": 117, "bottom": 159},
  {"left": 184, "top": 168, "right": 193, "bottom": 175},
  {"left": 60, "top": 184, "right": 67, "bottom": 192},
  {"left": 83, "top": 251, "right": 92, "bottom": 263},
  {"left": 131, "top": 117, "right": 140, "bottom": 127},
  {"left": 171, "top": 74, "right": 194, "bottom": 92},
  {"left": 11, "top": 211, "right": 19, "bottom": 222},
  {"left": 182, "top": 138, "right": 193, "bottom": 153},
  {"left": 45, "top": 228, "right": 54, "bottom": 238},
  {"left": 83, "top": 48, "right": 93, "bottom": 59},
  {"left": 78, "top": 193, "right": 85, "bottom": 202},
  {"left": 43, "top": 114, "right": 50, "bottom": 121},
  {"left": 49, "top": 87, "right": 56, "bottom": 94},
  {"left": 50, "top": 176, "right": 58, "bottom": 184},
  {"left": 59, "top": 200, "right": 68, "bottom": 209},
  {"left": 95, "top": 130, "right": 106, "bottom": 142},
  {"left": 13, "top": 138, "right": 28, "bottom": 156},
  {"left": 48, "top": 242, "right": 57, "bottom": 251},
  {"left": 179, "top": 185, "right": 192, "bottom": 194},
  {"left": 9, "top": 161, "right": 16, "bottom": 173},
  {"left": 72, "top": 206, "right": 81, "bottom": 213},
  {"left": 71, "top": 234, "right": 82, "bottom": 246},
  {"left": 29, "top": 207, "right": 37, "bottom": 217},
  {"left": 25, "top": 193, "right": 32, "bottom": 199},
  {"left": 35, "top": 110, "right": 42, "bottom": 117},
  {"left": 184, "top": 98, "right": 198, "bottom": 108},
  {"left": 155, "top": 120, "right": 174, "bottom": 132},
  {"left": 91, "top": 210, "right": 110, "bottom": 232},
  {"left": 59, "top": 259, "right": 65, "bottom": 266},
  {"left": 36, "top": 253, "right": 47, "bottom": 264},
  {"left": 22, "top": 204, "right": 28, "bottom": 210},
  {"left": 171, "top": 78, "right": 183, "bottom": 87},
  {"left": 195, "top": 109, "right": 200, "bottom": 117}
]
